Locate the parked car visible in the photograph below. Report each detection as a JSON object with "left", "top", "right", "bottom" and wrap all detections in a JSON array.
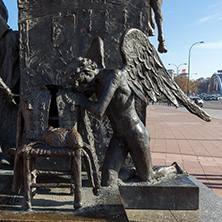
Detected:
[
  {"left": 205, "top": 94, "right": 221, "bottom": 101},
  {"left": 204, "top": 95, "right": 212, "bottom": 101},
  {"left": 211, "top": 95, "right": 219, "bottom": 100},
  {"left": 189, "top": 96, "right": 204, "bottom": 107}
]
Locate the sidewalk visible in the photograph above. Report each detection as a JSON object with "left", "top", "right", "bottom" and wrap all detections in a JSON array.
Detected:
[{"left": 147, "top": 105, "right": 222, "bottom": 198}]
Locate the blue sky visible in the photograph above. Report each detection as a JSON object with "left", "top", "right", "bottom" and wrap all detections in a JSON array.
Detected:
[{"left": 4, "top": 0, "right": 222, "bottom": 80}]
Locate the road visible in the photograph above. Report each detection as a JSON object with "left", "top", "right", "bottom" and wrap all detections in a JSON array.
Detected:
[
  {"left": 153, "top": 100, "right": 222, "bottom": 119},
  {"left": 202, "top": 100, "right": 222, "bottom": 119},
  {"left": 202, "top": 99, "right": 222, "bottom": 110}
]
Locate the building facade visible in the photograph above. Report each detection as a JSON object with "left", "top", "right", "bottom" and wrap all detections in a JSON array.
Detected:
[{"left": 209, "top": 71, "right": 222, "bottom": 95}]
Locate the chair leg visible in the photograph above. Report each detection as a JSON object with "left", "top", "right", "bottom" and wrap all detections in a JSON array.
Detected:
[
  {"left": 23, "top": 151, "right": 32, "bottom": 210},
  {"left": 72, "top": 149, "right": 82, "bottom": 209},
  {"left": 31, "top": 157, "right": 36, "bottom": 184},
  {"left": 31, "top": 157, "right": 37, "bottom": 196}
]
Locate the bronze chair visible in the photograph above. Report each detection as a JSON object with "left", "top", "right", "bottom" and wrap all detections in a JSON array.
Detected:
[
  {"left": 13, "top": 142, "right": 82, "bottom": 210},
  {"left": 13, "top": 133, "right": 100, "bottom": 210},
  {"left": 13, "top": 89, "right": 100, "bottom": 210}
]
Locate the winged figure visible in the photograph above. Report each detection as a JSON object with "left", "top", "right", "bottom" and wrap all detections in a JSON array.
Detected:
[{"left": 66, "top": 28, "right": 211, "bottom": 186}]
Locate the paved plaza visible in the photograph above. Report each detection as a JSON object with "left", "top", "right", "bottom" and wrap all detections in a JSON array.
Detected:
[{"left": 147, "top": 104, "right": 222, "bottom": 198}]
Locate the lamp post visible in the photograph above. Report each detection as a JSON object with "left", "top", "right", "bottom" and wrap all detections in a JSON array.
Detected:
[
  {"left": 187, "top": 41, "right": 204, "bottom": 95},
  {"left": 168, "top": 63, "right": 187, "bottom": 79},
  {"left": 190, "top": 73, "right": 197, "bottom": 79}
]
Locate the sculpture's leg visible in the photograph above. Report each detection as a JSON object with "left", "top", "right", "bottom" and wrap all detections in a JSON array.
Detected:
[
  {"left": 135, "top": 97, "right": 147, "bottom": 126},
  {"left": 73, "top": 149, "right": 82, "bottom": 209},
  {"left": 125, "top": 123, "right": 153, "bottom": 182},
  {"left": 101, "top": 136, "right": 128, "bottom": 186},
  {"left": 23, "top": 151, "right": 32, "bottom": 210},
  {"left": 150, "top": 0, "right": 167, "bottom": 53},
  {"left": 148, "top": 7, "right": 155, "bottom": 36}
]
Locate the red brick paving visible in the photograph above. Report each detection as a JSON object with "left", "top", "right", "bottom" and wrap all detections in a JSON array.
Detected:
[{"left": 146, "top": 105, "right": 222, "bottom": 198}]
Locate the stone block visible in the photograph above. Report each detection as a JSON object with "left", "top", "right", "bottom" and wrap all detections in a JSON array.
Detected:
[{"left": 119, "top": 175, "right": 199, "bottom": 210}]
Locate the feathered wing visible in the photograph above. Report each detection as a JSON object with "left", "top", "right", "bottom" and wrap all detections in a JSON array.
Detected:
[
  {"left": 86, "top": 36, "right": 105, "bottom": 68},
  {"left": 120, "top": 28, "right": 211, "bottom": 122}
]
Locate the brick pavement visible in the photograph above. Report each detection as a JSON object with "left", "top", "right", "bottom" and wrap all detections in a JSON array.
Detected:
[{"left": 146, "top": 105, "right": 222, "bottom": 198}]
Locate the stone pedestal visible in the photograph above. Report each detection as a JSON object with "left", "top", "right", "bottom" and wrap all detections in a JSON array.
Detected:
[
  {"left": 119, "top": 175, "right": 199, "bottom": 210},
  {"left": 1, "top": 170, "right": 222, "bottom": 221}
]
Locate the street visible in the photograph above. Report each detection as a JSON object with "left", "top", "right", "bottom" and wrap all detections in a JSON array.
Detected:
[
  {"left": 202, "top": 99, "right": 222, "bottom": 110},
  {"left": 153, "top": 100, "right": 222, "bottom": 120}
]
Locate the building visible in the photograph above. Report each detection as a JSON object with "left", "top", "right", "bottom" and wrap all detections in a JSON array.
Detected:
[{"left": 209, "top": 70, "right": 222, "bottom": 95}]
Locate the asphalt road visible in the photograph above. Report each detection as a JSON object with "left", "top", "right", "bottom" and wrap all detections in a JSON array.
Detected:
[
  {"left": 154, "top": 100, "right": 222, "bottom": 120},
  {"left": 202, "top": 99, "right": 222, "bottom": 110}
]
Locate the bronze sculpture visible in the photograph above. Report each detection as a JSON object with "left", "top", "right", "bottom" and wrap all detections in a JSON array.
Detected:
[
  {"left": 0, "top": 0, "right": 211, "bottom": 214},
  {"left": 0, "top": 0, "right": 19, "bottom": 166},
  {"left": 149, "top": 0, "right": 167, "bottom": 53},
  {"left": 13, "top": 126, "right": 100, "bottom": 210},
  {"left": 66, "top": 29, "right": 211, "bottom": 186}
]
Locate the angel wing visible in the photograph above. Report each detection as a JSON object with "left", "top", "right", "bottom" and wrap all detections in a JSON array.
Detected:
[{"left": 119, "top": 28, "right": 211, "bottom": 122}]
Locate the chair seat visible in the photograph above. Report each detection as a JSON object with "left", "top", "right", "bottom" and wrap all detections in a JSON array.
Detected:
[{"left": 17, "top": 141, "right": 76, "bottom": 157}]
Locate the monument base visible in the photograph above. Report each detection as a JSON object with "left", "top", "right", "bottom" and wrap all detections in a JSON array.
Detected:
[
  {"left": 0, "top": 170, "right": 222, "bottom": 221},
  {"left": 119, "top": 175, "right": 199, "bottom": 210},
  {"left": 122, "top": 176, "right": 222, "bottom": 222},
  {"left": 0, "top": 172, "right": 128, "bottom": 222}
]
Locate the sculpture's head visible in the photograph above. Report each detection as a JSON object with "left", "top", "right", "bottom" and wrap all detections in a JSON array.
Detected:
[{"left": 66, "top": 57, "right": 98, "bottom": 88}]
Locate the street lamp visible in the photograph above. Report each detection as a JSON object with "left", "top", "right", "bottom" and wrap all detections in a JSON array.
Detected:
[
  {"left": 187, "top": 41, "right": 204, "bottom": 95},
  {"left": 168, "top": 63, "right": 187, "bottom": 79},
  {"left": 190, "top": 73, "right": 197, "bottom": 79}
]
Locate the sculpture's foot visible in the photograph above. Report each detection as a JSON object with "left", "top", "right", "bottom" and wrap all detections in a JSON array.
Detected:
[
  {"left": 119, "top": 167, "right": 137, "bottom": 181},
  {"left": 158, "top": 41, "right": 168, "bottom": 53},
  {"left": 153, "top": 165, "right": 177, "bottom": 180},
  {"left": 148, "top": 28, "right": 155, "bottom": 36}
]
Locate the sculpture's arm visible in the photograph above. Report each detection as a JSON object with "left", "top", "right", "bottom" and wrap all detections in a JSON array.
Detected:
[
  {"left": 0, "top": 76, "right": 17, "bottom": 104},
  {"left": 80, "top": 70, "right": 120, "bottom": 118},
  {"left": 91, "top": 70, "right": 121, "bottom": 117}
]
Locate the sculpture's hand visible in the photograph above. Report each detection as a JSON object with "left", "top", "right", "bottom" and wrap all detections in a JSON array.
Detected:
[
  {"left": 76, "top": 92, "right": 91, "bottom": 109},
  {"left": 75, "top": 92, "right": 104, "bottom": 118},
  {"left": 88, "top": 103, "right": 103, "bottom": 118}
]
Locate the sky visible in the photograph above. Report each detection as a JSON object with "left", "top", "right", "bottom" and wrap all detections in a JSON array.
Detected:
[{"left": 4, "top": 0, "right": 222, "bottom": 80}]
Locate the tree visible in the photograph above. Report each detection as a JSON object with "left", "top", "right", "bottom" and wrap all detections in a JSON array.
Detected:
[
  {"left": 189, "top": 80, "right": 198, "bottom": 93},
  {"left": 195, "top": 78, "right": 210, "bottom": 93},
  {"left": 174, "top": 75, "right": 188, "bottom": 93},
  {"left": 174, "top": 75, "right": 198, "bottom": 94}
]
